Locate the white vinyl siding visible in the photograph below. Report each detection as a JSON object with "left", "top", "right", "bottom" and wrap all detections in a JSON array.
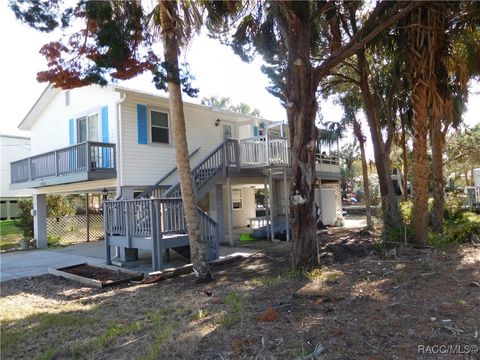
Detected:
[
  {"left": 29, "top": 86, "right": 119, "bottom": 156},
  {"left": 120, "top": 93, "right": 257, "bottom": 187},
  {"left": 0, "top": 135, "right": 32, "bottom": 197},
  {"left": 223, "top": 186, "right": 256, "bottom": 227}
]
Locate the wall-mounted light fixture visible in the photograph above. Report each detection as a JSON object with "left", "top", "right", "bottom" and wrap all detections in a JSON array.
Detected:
[
  {"left": 214, "top": 118, "right": 221, "bottom": 127},
  {"left": 102, "top": 188, "right": 108, "bottom": 200}
]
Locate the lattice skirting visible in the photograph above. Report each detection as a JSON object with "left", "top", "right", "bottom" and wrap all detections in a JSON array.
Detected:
[
  {"left": 47, "top": 214, "right": 104, "bottom": 243},
  {"left": 321, "top": 182, "right": 342, "bottom": 216}
]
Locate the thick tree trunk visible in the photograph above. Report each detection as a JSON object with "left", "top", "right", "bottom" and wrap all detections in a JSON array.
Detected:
[
  {"left": 430, "top": 108, "right": 444, "bottom": 234},
  {"left": 357, "top": 50, "right": 401, "bottom": 238},
  {"left": 411, "top": 82, "right": 429, "bottom": 246},
  {"left": 274, "top": 7, "right": 319, "bottom": 270},
  {"left": 160, "top": 1, "right": 211, "bottom": 281}
]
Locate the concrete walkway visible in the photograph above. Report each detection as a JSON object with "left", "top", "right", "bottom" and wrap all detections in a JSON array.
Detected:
[
  {"left": 0, "top": 241, "right": 258, "bottom": 282},
  {"left": 0, "top": 243, "right": 106, "bottom": 282}
]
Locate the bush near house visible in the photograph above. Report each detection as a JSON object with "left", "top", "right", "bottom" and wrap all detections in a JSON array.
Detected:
[{"left": 15, "top": 199, "right": 34, "bottom": 239}]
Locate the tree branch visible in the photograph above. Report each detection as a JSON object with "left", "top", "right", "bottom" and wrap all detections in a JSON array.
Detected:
[{"left": 314, "top": 1, "right": 418, "bottom": 84}]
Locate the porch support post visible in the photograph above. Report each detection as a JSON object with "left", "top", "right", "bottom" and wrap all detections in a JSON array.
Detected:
[
  {"left": 268, "top": 168, "right": 274, "bottom": 241},
  {"left": 104, "top": 200, "right": 111, "bottom": 265},
  {"left": 86, "top": 193, "right": 90, "bottom": 242},
  {"left": 283, "top": 168, "right": 290, "bottom": 242},
  {"left": 317, "top": 178, "right": 322, "bottom": 224},
  {"left": 264, "top": 176, "right": 270, "bottom": 239},
  {"left": 226, "top": 176, "right": 234, "bottom": 246},
  {"left": 337, "top": 179, "right": 342, "bottom": 218},
  {"left": 6, "top": 200, "right": 11, "bottom": 220},
  {"left": 209, "top": 184, "right": 225, "bottom": 243},
  {"left": 33, "top": 193, "right": 47, "bottom": 249}
]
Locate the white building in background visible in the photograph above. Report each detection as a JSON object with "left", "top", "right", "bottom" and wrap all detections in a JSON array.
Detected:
[{"left": 0, "top": 134, "right": 32, "bottom": 219}]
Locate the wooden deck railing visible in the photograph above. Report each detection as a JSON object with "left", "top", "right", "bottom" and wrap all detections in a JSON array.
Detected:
[
  {"left": 163, "top": 139, "right": 239, "bottom": 198},
  {"left": 315, "top": 154, "right": 340, "bottom": 165},
  {"left": 239, "top": 135, "right": 289, "bottom": 167},
  {"left": 10, "top": 141, "right": 115, "bottom": 184},
  {"left": 104, "top": 198, "right": 218, "bottom": 254}
]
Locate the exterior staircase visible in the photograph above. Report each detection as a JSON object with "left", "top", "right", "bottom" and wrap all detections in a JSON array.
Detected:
[{"left": 104, "top": 140, "right": 240, "bottom": 271}]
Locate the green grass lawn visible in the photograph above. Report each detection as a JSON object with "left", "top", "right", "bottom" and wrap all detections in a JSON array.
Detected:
[{"left": 0, "top": 220, "right": 22, "bottom": 251}]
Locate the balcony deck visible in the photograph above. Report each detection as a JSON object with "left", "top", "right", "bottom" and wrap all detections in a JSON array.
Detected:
[
  {"left": 10, "top": 141, "right": 116, "bottom": 189},
  {"left": 238, "top": 135, "right": 340, "bottom": 177}
]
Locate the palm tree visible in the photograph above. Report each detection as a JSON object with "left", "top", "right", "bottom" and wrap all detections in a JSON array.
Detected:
[
  {"left": 323, "top": 93, "right": 373, "bottom": 227},
  {"left": 151, "top": 0, "right": 212, "bottom": 281},
  {"left": 201, "top": 96, "right": 232, "bottom": 109},
  {"left": 405, "top": 4, "right": 444, "bottom": 246}
]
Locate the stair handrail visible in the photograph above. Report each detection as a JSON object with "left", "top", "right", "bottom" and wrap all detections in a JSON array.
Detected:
[
  {"left": 136, "top": 147, "right": 201, "bottom": 199},
  {"left": 163, "top": 139, "right": 238, "bottom": 198}
]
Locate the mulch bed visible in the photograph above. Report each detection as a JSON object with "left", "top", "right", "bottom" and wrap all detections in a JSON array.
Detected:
[{"left": 60, "top": 264, "right": 140, "bottom": 285}]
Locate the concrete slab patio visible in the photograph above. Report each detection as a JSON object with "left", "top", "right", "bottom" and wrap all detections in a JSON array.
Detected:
[
  {"left": 0, "top": 241, "right": 258, "bottom": 282},
  {"left": 0, "top": 246, "right": 105, "bottom": 282}
]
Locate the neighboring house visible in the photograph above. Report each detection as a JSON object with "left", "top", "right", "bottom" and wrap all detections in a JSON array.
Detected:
[
  {"left": 1, "top": 134, "right": 31, "bottom": 219},
  {"left": 11, "top": 84, "right": 341, "bottom": 270}
]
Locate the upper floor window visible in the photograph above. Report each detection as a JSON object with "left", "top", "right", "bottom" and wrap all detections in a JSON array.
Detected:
[
  {"left": 77, "top": 113, "right": 99, "bottom": 143},
  {"left": 151, "top": 110, "right": 169, "bottom": 144},
  {"left": 223, "top": 124, "right": 232, "bottom": 140}
]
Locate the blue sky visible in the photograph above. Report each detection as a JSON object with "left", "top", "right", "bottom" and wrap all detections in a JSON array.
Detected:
[{"left": 1, "top": 2, "right": 478, "bottom": 159}]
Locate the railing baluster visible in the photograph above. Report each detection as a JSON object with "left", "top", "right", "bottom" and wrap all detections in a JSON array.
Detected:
[{"left": 11, "top": 141, "right": 116, "bottom": 184}]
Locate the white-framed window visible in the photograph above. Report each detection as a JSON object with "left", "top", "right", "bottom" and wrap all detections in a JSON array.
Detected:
[
  {"left": 232, "top": 188, "right": 243, "bottom": 210},
  {"left": 150, "top": 110, "right": 170, "bottom": 144},
  {"left": 223, "top": 124, "right": 232, "bottom": 140},
  {"left": 77, "top": 112, "right": 99, "bottom": 143}
]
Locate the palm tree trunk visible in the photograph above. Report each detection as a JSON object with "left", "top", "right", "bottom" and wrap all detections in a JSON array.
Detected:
[
  {"left": 400, "top": 111, "right": 409, "bottom": 201},
  {"left": 353, "top": 120, "right": 372, "bottom": 227},
  {"left": 430, "top": 108, "right": 444, "bottom": 234},
  {"left": 357, "top": 50, "right": 401, "bottom": 238},
  {"left": 359, "top": 139, "right": 372, "bottom": 227},
  {"left": 160, "top": 0, "right": 211, "bottom": 281},
  {"left": 411, "top": 82, "right": 429, "bottom": 246}
]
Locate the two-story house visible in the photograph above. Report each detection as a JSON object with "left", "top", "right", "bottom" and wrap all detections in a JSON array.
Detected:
[{"left": 11, "top": 84, "right": 342, "bottom": 270}]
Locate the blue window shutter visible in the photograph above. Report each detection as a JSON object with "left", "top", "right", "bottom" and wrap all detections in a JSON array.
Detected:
[
  {"left": 101, "top": 106, "right": 109, "bottom": 142},
  {"left": 253, "top": 125, "right": 259, "bottom": 137},
  {"left": 69, "top": 118, "right": 75, "bottom": 144},
  {"left": 137, "top": 104, "right": 148, "bottom": 144},
  {"left": 101, "top": 106, "right": 110, "bottom": 168}
]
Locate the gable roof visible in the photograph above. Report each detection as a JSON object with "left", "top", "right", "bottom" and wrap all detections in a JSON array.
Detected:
[
  {"left": 18, "top": 83, "right": 275, "bottom": 131},
  {"left": 18, "top": 84, "right": 60, "bottom": 130}
]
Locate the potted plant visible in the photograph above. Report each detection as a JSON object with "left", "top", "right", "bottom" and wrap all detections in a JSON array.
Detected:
[{"left": 15, "top": 199, "right": 34, "bottom": 250}]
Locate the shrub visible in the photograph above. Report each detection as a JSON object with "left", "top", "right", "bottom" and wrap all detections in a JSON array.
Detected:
[
  {"left": 15, "top": 199, "right": 33, "bottom": 238},
  {"left": 429, "top": 216, "right": 480, "bottom": 248},
  {"left": 47, "top": 195, "right": 75, "bottom": 218},
  {"left": 400, "top": 201, "right": 413, "bottom": 225}
]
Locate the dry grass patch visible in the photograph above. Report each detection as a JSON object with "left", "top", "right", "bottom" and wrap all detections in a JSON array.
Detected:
[{"left": 1, "top": 234, "right": 479, "bottom": 359}]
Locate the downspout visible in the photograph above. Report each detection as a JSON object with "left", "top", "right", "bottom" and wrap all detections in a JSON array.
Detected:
[
  {"left": 114, "top": 92, "right": 127, "bottom": 200},
  {"left": 113, "top": 92, "right": 126, "bottom": 261}
]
